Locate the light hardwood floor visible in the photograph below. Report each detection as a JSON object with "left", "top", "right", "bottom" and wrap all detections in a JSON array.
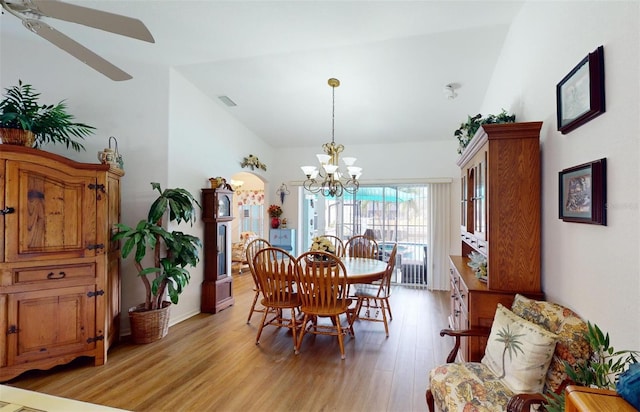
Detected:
[{"left": 7, "top": 272, "right": 451, "bottom": 412}]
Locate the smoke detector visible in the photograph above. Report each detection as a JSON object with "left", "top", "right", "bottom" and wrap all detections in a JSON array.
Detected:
[{"left": 444, "top": 83, "right": 459, "bottom": 100}]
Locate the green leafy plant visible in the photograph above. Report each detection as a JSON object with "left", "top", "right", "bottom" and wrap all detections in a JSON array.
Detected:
[
  {"left": 454, "top": 109, "right": 516, "bottom": 154},
  {"left": 0, "top": 80, "right": 94, "bottom": 151},
  {"left": 567, "top": 322, "right": 639, "bottom": 389},
  {"left": 543, "top": 322, "right": 639, "bottom": 411},
  {"left": 542, "top": 391, "right": 565, "bottom": 412},
  {"left": 112, "top": 183, "right": 202, "bottom": 311}
]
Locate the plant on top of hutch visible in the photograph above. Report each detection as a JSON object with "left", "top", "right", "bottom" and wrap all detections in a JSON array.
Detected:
[
  {"left": 454, "top": 109, "right": 515, "bottom": 154},
  {"left": 112, "top": 183, "right": 202, "bottom": 343},
  {"left": 0, "top": 80, "right": 95, "bottom": 151}
]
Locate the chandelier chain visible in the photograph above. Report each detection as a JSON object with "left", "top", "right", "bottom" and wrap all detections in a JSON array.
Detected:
[
  {"left": 331, "top": 82, "right": 335, "bottom": 144},
  {"left": 300, "top": 77, "right": 361, "bottom": 198}
]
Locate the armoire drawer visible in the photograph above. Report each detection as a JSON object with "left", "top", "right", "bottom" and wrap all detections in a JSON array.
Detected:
[{"left": 13, "top": 263, "right": 96, "bottom": 284}]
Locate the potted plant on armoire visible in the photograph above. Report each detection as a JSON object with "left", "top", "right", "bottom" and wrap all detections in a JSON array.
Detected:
[
  {"left": 0, "top": 80, "right": 94, "bottom": 150},
  {"left": 112, "top": 183, "right": 202, "bottom": 343}
]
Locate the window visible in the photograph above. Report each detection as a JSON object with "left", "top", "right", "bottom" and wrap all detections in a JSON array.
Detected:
[
  {"left": 234, "top": 189, "right": 265, "bottom": 238},
  {"left": 325, "top": 185, "right": 429, "bottom": 286},
  {"left": 238, "top": 204, "right": 264, "bottom": 236}
]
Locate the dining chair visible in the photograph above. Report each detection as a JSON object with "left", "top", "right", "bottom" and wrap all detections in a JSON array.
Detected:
[
  {"left": 345, "top": 235, "right": 379, "bottom": 259},
  {"left": 252, "top": 247, "right": 301, "bottom": 350},
  {"left": 295, "top": 251, "right": 354, "bottom": 359},
  {"left": 245, "top": 237, "right": 272, "bottom": 323},
  {"left": 317, "top": 234, "right": 345, "bottom": 257},
  {"left": 352, "top": 243, "right": 397, "bottom": 336}
]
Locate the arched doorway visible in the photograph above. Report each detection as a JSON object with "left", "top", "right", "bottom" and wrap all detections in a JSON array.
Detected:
[{"left": 230, "top": 171, "right": 266, "bottom": 240}]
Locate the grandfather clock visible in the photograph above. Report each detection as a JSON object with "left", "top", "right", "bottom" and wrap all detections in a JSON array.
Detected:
[{"left": 201, "top": 187, "right": 235, "bottom": 313}]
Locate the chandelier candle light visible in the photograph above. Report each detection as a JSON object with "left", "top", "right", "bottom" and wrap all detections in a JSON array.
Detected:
[{"left": 301, "top": 78, "right": 362, "bottom": 197}]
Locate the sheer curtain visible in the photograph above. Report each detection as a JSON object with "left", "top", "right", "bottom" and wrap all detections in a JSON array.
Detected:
[
  {"left": 427, "top": 183, "right": 451, "bottom": 291},
  {"left": 234, "top": 189, "right": 265, "bottom": 236}
]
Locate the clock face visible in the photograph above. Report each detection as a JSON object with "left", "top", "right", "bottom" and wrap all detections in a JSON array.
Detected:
[{"left": 218, "top": 195, "right": 230, "bottom": 217}]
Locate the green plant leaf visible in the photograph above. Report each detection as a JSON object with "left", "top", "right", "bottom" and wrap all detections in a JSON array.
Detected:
[
  {"left": 112, "top": 183, "right": 202, "bottom": 306},
  {"left": 563, "top": 321, "right": 639, "bottom": 390},
  {"left": 0, "top": 80, "right": 94, "bottom": 151},
  {"left": 453, "top": 109, "right": 516, "bottom": 154}
]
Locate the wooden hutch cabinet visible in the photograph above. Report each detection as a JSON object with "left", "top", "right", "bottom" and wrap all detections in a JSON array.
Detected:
[
  {"left": 201, "top": 187, "right": 235, "bottom": 313},
  {"left": 450, "top": 122, "right": 544, "bottom": 362},
  {"left": 0, "top": 145, "right": 122, "bottom": 381}
]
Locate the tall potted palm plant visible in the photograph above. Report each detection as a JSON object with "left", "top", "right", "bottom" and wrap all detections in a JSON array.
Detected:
[{"left": 112, "top": 182, "right": 202, "bottom": 343}]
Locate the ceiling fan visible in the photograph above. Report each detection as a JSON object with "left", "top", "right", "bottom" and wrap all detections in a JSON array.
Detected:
[{"left": 1, "top": 0, "right": 155, "bottom": 81}]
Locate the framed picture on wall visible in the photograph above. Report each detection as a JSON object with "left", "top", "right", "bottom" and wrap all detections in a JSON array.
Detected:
[
  {"left": 558, "top": 158, "right": 606, "bottom": 225},
  {"left": 556, "top": 45, "right": 605, "bottom": 134}
]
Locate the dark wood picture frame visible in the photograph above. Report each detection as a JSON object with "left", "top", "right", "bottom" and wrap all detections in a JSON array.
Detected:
[
  {"left": 558, "top": 158, "right": 606, "bottom": 225},
  {"left": 556, "top": 46, "right": 605, "bottom": 134}
]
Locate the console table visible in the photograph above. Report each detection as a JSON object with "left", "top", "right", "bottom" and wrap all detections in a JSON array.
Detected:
[{"left": 565, "top": 385, "right": 635, "bottom": 411}]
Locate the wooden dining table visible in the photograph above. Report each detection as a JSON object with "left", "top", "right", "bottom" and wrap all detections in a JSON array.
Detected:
[{"left": 340, "top": 257, "right": 388, "bottom": 284}]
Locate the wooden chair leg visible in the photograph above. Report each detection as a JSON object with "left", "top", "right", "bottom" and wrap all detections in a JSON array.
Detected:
[
  {"left": 344, "top": 312, "right": 355, "bottom": 337},
  {"left": 354, "top": 297, "right": 364, "bottom": 320},
  {"left": 426, "top": 388, "right": 435, "bottom": 412},
  {"left": 246, "top": 290, "right": 260, "bottom": 323},
  {"left": 255, "top": 307, "right": 270, "bottom": 344},
  {"left": 335, "top": 315, "right": 346, "bottom": 360},
  {"left": 380, "top": 299, "right": 389, "bottom": 337},
  {"left": 384, "top": 297, "right": 393, "bottom": 320},
  {"left": 289, "top": 308, "right": 297, "bottom": 351},
  {"left": 295, "top": 314, "right": 310, "bottom": 354}
]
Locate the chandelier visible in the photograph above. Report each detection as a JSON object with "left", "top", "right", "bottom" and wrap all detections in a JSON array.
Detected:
[{"left": 300, "top": 78, "right": 362, "bottom": 197}]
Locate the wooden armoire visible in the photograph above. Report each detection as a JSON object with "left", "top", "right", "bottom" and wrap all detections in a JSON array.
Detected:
[
  {"left": 449, "top": 122, "right": 544, "bottom": 362},
  {"left": 0, "top": 145, "right": 122, "bottom": 381}
]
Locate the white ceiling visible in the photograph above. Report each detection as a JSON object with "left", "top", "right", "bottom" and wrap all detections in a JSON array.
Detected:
[{"left": 0, "top": 0, "right": 525, "bottom": 148}]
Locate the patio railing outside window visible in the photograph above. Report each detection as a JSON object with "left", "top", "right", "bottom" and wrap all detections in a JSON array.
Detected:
[{"left": 325, "top": 185, "right": 429, "bottom": 286}]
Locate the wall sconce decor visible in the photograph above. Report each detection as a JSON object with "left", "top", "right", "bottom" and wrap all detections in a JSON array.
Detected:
[
  {"left": 276, "top": 183, "right": 290, "bottom": 204},
  {"left": 241, "top": 154, "right": 267, "bottom": 171}
]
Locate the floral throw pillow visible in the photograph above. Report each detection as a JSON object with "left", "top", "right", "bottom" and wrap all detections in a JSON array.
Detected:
[
  {"left": 481, "top": 304, "right": 558, "bottom": 394},
  {"left": 511, "top": 294, "right": 591, "bottom": 393}
]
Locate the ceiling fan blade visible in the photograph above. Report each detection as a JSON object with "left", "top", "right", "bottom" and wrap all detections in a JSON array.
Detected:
[
  {"left": 29, "top": 0, "right": 155, "bottom": 43},
  {"left": 24, "top": 19, "right": 132, "bottom": 81}
]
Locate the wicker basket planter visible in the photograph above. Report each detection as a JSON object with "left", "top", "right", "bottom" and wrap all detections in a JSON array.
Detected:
[
  {"left": 0, "top": 128, "right": 35, "bottom": 147},
  {"left": 128, "top": 301, "right": 171, "bottom": 344}
]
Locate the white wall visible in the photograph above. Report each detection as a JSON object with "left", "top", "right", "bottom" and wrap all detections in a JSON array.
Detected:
[
  {"left": 482, "top": 1, "right": 639, "bottom": 351},
  {"left": 1, "top": 30, "right": 175, "bottom": 332},
  {"left": 0, "top": 33, "right": 275, "bottom": 331},
  {"left": 166, "top": 71, "right": 273, "bottom": 323}
]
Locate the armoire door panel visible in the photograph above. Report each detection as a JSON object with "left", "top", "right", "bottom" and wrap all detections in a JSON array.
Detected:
[
  {"left": 6, "top": 285, "right": 95, "bottom": 366},
  {"left": 5, "top": 160, "right": 97, "bottom": 262}
]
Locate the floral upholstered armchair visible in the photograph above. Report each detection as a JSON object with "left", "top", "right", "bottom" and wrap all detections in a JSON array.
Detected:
[
  {"left": 426, "top": 294, "right": 591, "bottom": 412},
  {"left": 232, "top": 231, "right": 258, "bottom": 274}
]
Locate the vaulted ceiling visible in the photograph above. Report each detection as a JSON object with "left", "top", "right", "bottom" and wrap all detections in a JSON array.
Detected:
[{"left": 0, "top": 1, "right": 525, "bottom": 148}]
